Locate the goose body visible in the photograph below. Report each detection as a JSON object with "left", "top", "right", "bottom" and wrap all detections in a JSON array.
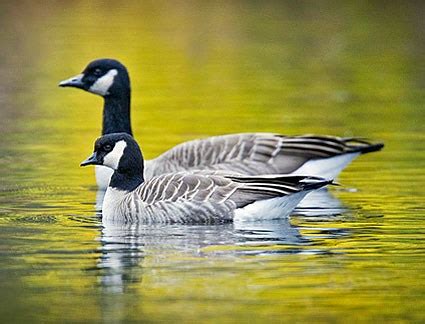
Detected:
[
  {"left": 143, "top": 133, "right": 382, "bottom": 181},
  {"left": 60, "top": 59, "right": 383, "bottom": 190},
  {"left": 81, "top": 133, "right": 332, "bottom": 224}
]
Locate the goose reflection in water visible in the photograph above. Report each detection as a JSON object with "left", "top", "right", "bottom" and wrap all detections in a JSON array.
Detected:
[
  {"left": 96, "top": 220, "right": 300, "bottom": 292},
  {"left": 294, "top": 188, "right": 347, "bottom": 217},
  {"left": 95, "top": 189, "right": 347, "bottom": 292}
]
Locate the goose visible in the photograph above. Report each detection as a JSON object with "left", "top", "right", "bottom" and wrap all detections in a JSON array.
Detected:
[
  {"left": 81, "top": 133, "right": 332, "bottom": 224},
  {"left": 60, "top": 59, "right": 384, "bottom": 190}
]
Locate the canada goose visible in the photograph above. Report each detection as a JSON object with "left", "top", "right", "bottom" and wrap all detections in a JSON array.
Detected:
[
  {"left": 60, "top": 59, "right": 383, "bottom": 190},
  {"left": 81, "top": 133, "right": 332, "bottom": 224}
]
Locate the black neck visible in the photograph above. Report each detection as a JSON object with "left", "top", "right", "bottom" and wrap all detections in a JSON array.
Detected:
[
  {"left": 109, "top": 170, "right": 144, "bottom": 192},
  {"left": 102, "top": 93, "right": 132, "bottom": 135},
  {"left": 109, "top": 139, "right": 145, "bottom": 192}
]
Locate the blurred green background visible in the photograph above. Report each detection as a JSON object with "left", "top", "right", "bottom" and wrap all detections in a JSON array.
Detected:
[{"left": 0, "top": 1, "right": 424, "bottom": 323}]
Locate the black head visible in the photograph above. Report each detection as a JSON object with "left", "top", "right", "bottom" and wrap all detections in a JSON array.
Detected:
[
  {"left": 59, "top": 58, "right": 130, "bottom": 98},
  {"left": 81, "top": 133, "right": 143, "bottom": 174}
]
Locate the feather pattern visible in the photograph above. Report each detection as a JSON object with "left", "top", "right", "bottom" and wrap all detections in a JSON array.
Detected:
[
  {"left": 102, "top": 171, "right": 331, "bottom": 224},
  {"left": 144, "top": 133, "right": 384, "bottom": 180}
]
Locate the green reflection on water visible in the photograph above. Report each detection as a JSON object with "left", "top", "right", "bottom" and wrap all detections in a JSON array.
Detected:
[{"left": 0, "top": 1, "right": 424, "bottom": 323}]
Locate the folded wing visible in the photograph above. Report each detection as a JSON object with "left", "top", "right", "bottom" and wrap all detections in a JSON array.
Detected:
[{"left": 145, "top": 133, "right": 384, "bottom": 178}]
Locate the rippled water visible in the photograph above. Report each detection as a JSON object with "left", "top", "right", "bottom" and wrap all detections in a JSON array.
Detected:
[{"left": 0, "top": 1, "right": 424, "bottom": 322}]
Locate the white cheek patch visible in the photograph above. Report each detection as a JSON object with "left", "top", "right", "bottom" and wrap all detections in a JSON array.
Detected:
[
  {"left": 103, "top": 140, "right": 127, "bottom": 170},
  {"left": 89, "top": 69, "right": 118, "bottom": 96}
]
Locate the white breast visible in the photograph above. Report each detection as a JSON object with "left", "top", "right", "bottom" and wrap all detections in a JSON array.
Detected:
[
  {"left": 102, "top": 187, "right": 129, "bottom": 223},
  {"left": 95, "top": 165, "right": 114, "bottom": 191}
]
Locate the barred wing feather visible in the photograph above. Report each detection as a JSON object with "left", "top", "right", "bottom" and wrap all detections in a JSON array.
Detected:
[
  {"left": 144, "top": 133, "right": 384, "bottom": 179},
  {"left": 105, "top": 173, "right": 331, "bottom": 224},
  {"left": 136, "top": 173, "right": 330, "bottom": 209}
]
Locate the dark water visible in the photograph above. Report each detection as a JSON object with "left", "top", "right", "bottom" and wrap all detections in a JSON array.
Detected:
[{"left": 0, "top": 1, "right": 424, "bottom": 322}]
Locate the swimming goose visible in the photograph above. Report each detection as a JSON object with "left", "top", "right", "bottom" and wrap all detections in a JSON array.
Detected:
[
  {"left": 60, "top": 59, "right": 383, "bottom": 189},
  {"left": 81, "top": 133, "right": 332, "bottom": 224}
]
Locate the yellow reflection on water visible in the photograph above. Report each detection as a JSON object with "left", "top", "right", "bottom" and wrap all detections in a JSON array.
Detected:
[{"left": 0, "top": 1, "right": 424, "bottom": 323}]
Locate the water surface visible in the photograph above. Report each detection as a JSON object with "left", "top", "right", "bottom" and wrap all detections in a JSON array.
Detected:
[{"left": 0, "top": 1, "right": 424, "bottom": 322}]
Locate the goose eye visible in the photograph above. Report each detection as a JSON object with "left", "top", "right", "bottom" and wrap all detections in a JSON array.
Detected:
[
  {"left": 104, "top": 144, "right": 112, "bottom": 152},
  {"left": 93, "top": 68, "right": 102, "bottom": 76}
]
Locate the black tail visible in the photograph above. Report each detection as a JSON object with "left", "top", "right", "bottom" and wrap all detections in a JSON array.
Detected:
[
  {"left": 358, "top": 142, "right": 384, "bottom": 154},
  {"left": 227, "top": 174, "right": 333, "bottom": 194},
  {"left": 299, "top": 176, "right": 334, "bottom": 191},
  {"left": 343, "top": 138, "right": 385, "bottom": 154}
]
